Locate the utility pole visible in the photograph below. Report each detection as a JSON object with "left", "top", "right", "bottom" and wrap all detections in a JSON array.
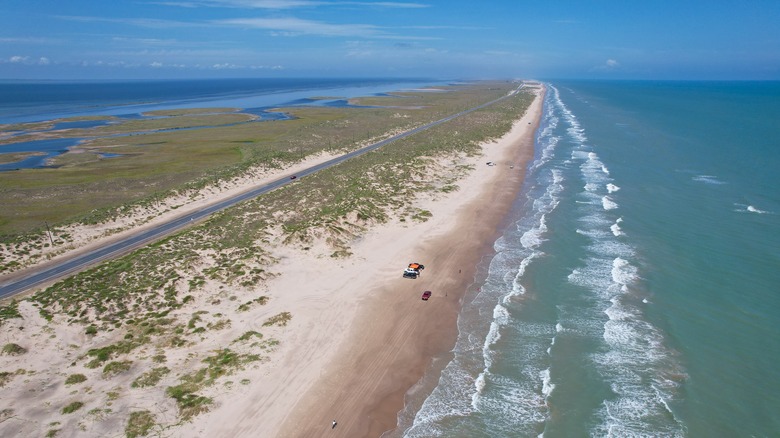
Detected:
[{"left": 45, "top": 221, "right": 55, "bottom": 247}]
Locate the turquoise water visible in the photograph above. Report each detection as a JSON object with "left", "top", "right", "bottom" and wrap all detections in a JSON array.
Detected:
[{"left": 402, "top": 81, "right": 780, "bottom": 437}]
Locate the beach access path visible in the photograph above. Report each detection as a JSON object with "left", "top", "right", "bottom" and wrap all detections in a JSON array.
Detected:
[{"left": 178, "top": 86, "right": 545, "bottom": 437}]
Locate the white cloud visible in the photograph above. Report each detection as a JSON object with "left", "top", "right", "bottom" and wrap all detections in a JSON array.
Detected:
[
  {"left": 484, "top": 50, "right": 512, "bottom": 56},
  {"left": 4, "top": 55, "right": 51, "bottom": 65},
  {"left": 153, "top": 0, "right": 429, "bottom": 9},
  {"left": 150, "top": 61, "right": 164, "bottom": 67},
  {"left": 57, "top": 15, "right": 194, "bottom": 29},
  {"left": 0, "top": 37, "right": 52, "bottom": 44},
  {"left": 590, "top": 58, "right": 621, "bottom": 72},
  {"left": 217, "top": 17, "right": 381, "bottom": 37},
  {"left": 212, "top": 62, "right": 243, "bottom": 69},
  {"left": 249, "top": 64, "right": 284, "bottom": 69}
]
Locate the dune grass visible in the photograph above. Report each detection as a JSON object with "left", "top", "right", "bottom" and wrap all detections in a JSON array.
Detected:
[
  {"left": 166, "top": 348, "right": 262, "bottom": 420},
  {"left": 0, "top": 300, "right": 22, "bottom": 325},
  {"left": 65, "top": 374, "right": 87, "bottom": 385},
  {"left": 1, "top": 343, "right": 26, "bottom": 356},
  {"left": 131, "top": 367, "right": 170, "bottom": 388},
  {"left": 61, "top": 401, "right": 84, "bottom": 414},
  {"left": 125, "top": 410, "right": 156, "bottom": 438}
]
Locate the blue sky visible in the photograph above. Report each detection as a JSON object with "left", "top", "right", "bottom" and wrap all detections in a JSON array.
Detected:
[{"left": 1, "top": 0, "right": 779, "bottom": 80}]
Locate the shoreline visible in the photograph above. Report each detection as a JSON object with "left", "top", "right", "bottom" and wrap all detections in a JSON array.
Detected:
[
  {"left": 242, "top": 85, "right": 544, "bottom": 437},
  {"left": 284, "top": 86, "right": 543, "bottom": 436},
  {"left": 310, "top": 87, "right": 544, "bottom": 438}
]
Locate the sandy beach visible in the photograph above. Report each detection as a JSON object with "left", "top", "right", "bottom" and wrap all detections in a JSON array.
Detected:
[
  {"left": 186, "top": 85, "right": 544, "bottom": 437},
  {"left": 0, "top": 85, "right": 543, "bottom": 437}
]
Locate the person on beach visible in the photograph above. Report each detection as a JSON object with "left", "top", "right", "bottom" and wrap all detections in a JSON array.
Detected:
[{"left": 332, "top": 420, "right": 337, "bottom": 429}]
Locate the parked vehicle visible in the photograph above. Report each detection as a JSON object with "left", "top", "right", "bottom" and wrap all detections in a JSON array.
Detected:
[
  {"left": 421, "top": 291, "right": 432, "bottom": 301},
  {"left": 403, "top": 262, "right": 425, "bottom": 279}
]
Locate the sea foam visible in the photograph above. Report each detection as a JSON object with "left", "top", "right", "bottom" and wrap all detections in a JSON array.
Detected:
[
  {"left": 602, "top": 196, "right": 619, "bottom": 210},
  {"left": 611, "top": 217, "right": 625, "bottom": 236},
  {"left": 692, "top": 174, "right": 725, "bottom": 185}
]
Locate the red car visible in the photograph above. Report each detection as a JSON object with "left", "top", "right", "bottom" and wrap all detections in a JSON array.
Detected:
[{"left": 421, "top": 291, "right": 432, "bottom": 301}]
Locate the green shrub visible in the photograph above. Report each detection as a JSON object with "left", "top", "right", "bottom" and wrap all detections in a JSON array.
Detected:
[
  {"left": 131, "top": 367, "right": 170, "bottom": 388},
  {"left": 103, "top": 360, "right": 132, "bottom": 377},
  {"left": 61, "top": 401, "right": 84, "bottom": 414},
  {"left": 65, "top": 374, "right": 87, "bottom": 385},
  {"left": 235, "top": 331, "right": 263, "bottom": 343},
  {"left": 1, "top": 343, "right": 26, "bottom": 356},
  {"left": 125, "top": 410, "right": 156, "bottom": 438},
  {"left": 0, "top": 371, "right": 14, "bottom": 387},
  {"left": 0, "top": 300, "right": 22, "bottom": 325},
  {"left": 166, "top": 384, "right": 212, "bottom": 420},
  {"left": 262, "top": 312, "right": 292, "bottom": 327}
]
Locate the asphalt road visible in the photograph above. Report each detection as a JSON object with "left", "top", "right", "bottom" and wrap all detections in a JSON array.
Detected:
[{"left": 0, "top": 84, "right": 524, "bottom": 300}]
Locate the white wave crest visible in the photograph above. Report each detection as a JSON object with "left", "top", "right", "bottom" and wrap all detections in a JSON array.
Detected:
[
  {"left": 551, "top": 168, "right": 564, "bottom": 185},
  {"left": 692, "top": 174, "right": 725, "bottom": 185},
  {"left": 606, "top": 183, "right": 621, "bottom": 193},
  {"left": 541, "top": 368, "right": 555, "bottom": 397},
  {"left": 482, "top": 304, "right": 510, "bottom": 369},
  {"left": 612, "top": 258, "right": 639, "bottom": 286},
  {"left": 506, "top": 255, "right": 539, "bottom": 302},
  {"left": 611, "top": 218, "right": 625, "bottom": 236},
  {"left": 602, "top": 195, "right": 619, "bottom": 210},
  {"left": 520, "top": 219, "right": 547, "bottom": 249},
  {"left": 733, "top": 203, "right": 773, "bottom": 214},
  {"left": 747, "top": 205, "right": 769, "bottom": 214},
  {"left": 473, "top": 372, "right": 486, "bottom": 400}
]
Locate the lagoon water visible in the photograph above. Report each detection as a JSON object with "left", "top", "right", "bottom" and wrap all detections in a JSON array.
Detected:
[
  {"left": 0, "top": 77, "right": 437, "bottom": 125},
  {"left": 0, "top": 78, "right": 439, "bottom": 170},
  {"left": 403, "top": 81, "right": 780, "bottom": 437}
]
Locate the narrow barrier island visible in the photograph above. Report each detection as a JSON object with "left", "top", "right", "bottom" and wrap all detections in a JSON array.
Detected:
[{"left": 0, "top": 81, "right": 537, "bottom": 437}]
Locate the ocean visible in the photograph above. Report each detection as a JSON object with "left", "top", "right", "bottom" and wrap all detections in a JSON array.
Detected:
[{"left": 401, "top": 81, "right": 780, "bottom": 437}]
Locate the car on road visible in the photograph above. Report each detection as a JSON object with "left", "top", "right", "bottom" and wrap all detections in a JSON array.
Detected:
[
  {"left": 290, "top": 175, "right": 297, "bottom": 180},
  {"left": 422, "top": 291, "right": 432, "bottom": 301}
]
